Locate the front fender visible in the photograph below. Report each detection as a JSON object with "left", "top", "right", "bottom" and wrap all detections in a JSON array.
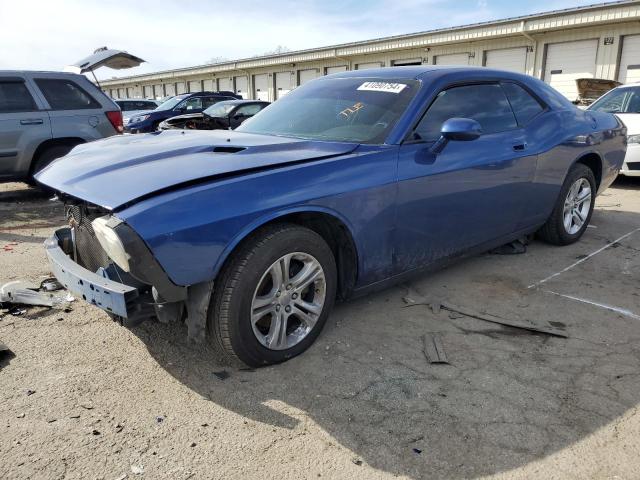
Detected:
[{"left": 210, "top": 205, "right": 360, "bottom": 280}]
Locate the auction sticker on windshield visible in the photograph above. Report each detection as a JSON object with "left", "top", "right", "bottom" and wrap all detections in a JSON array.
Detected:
[{"left": 357, "top": 82, "right": 407, "bottom": 94}]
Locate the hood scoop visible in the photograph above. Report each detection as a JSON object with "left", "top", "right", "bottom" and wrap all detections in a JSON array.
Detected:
[{"left": 212, "top": 146, "right": 246, "bottom": 154}]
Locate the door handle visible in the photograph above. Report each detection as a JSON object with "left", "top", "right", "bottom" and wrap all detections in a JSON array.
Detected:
[
  {"left": 513, "top": 143, "right": 527, "bottom": 151},
  {"left": 20, "top": 119, "right": 44, "bottom": 125}
]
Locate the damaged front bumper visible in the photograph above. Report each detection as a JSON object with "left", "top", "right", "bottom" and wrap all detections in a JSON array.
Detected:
[{"left": 44, "top": 227, "right": 145, "bottom": 320}]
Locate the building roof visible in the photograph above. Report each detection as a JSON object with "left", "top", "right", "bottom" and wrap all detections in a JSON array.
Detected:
[{"left": 101, "top": 0, "right": 640, "bottom": 86}]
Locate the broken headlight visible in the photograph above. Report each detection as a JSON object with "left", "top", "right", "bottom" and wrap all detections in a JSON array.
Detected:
[{"left": 91, "top": 216, "right": 131, "bottom": 272}]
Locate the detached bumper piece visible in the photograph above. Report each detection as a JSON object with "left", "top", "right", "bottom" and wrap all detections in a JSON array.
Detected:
[{"left": 45, "top": 227, "right": 153, "bottom": 325}]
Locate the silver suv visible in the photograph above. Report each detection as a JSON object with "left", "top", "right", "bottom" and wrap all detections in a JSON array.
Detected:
[{"left": 0, "top": 71, "right": 122, "bottom": 182}]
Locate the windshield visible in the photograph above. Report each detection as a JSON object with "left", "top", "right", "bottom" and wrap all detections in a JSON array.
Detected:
[
  {"left": 204, "top": 102, "right": 237, "bottom": 117},
  {"left": 237, "top": 77, "right": 420, "bottom": 143},
  {"left": 589, "top": 87, "right": 640, "bottom": 113},
  {"left": 155, "top": 94, "right": 188, "bottom": 111}
]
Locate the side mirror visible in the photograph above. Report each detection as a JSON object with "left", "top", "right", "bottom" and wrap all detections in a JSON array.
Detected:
[{"left": 430, "top": 118, "right": 482, "bottom": 154}]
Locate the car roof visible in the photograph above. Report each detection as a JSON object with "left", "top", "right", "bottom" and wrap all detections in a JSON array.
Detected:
[
  {"left": 214, "top": 99, "right": 268, "bottom": 106},
  {"left": 609, "top": 82, "right": 640, "bottom": 90}
]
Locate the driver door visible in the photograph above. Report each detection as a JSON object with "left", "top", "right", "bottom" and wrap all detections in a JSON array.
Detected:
[{"left": 394, "top": 83, "right": 537, "bottom": 273}]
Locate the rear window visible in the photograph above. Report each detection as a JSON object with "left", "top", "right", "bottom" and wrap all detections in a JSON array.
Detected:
[
  {"left": 0, "top": 81, "right": 37, "bottom": 113},
  {"left": 501, "top": 82, "right": 545, "bottom": 125},
  {"left": 34, "top": 78, "right": 101, "bottom": 110}
]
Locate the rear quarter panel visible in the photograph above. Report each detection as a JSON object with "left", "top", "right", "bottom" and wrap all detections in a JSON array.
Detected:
[
  {"left": 118, "top": 146, "right": 399, "bottom": 287},
  {"left": 523, "top": 107, "right": 625, "bottom": 225}
]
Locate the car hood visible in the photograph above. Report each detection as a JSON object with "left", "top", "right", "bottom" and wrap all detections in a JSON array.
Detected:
[
  {"left": 165, "top": 113, "right": 205, "bottom": 123},
  {"left": 35, "top": 130, "right": 359, "bottom": 210},
  {"left": 615, "top": 113, "right": 640, "bottom": 133}
]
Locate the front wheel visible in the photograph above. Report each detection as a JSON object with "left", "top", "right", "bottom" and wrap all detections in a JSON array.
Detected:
[
  {"left": 209, "top": 224, "right": 337, "bottom": 367},
  {"left": 538, "top": 163, "right": 596, "bottom": 245}
]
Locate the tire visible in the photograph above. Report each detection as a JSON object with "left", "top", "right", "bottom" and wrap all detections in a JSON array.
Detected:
[
  {"left": 31, "top": 144, "right": 74, "bottom": 177},
  {"left": 208, "top": 223, "right": 337, "bottom": 367},
  {"left": 537, "top": 163, "right": 596, "bottom": 246}
]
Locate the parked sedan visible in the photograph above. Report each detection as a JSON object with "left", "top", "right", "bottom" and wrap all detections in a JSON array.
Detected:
[
  {"left": 588, "top": 83, "right": 640, "bottom": 176},
  {"left": 113, "top": 99, "right": 160, "bottom": 127},
  {"left": 125, "top": 92, "right": 239, "bottom": 133},
  {"left": 158, "top": 100, "right": 270, "bottom": 131},
  {"left": 36, "top": 67, "right": 625, "bottom": 367}
]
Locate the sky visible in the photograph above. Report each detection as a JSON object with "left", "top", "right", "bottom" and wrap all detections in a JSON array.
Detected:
[{"left": 0, "top": 0, "right": 611, "bottom": 79}]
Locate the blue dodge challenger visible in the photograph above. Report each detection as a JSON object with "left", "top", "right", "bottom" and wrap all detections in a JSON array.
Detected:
[{"left": 36, "top": 67, "right": 626, "bottom": 366}]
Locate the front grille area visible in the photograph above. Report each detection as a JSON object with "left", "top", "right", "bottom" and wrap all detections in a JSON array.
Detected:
[{"left": 65, "top": 204, "right": 111, "bottom": 273}]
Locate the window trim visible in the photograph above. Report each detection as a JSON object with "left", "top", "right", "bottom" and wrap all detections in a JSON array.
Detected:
[
  {"left": 33, "top": 78, "right": 101, "bottom": 111},
  {"left": 499, "top": 81, "right": 549, "bottom": 127},
  {"left": 405, "top": 81, "right": 523, "bottom": 144}
]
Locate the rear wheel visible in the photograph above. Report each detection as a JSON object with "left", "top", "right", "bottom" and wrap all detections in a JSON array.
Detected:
[
  {"left": 538, "top": 163, "right": 596, "bottom": 245},
  {"left": 208, "top": 224, "right": 337, "bottom": 367},
  {"left": 31, "top": 145, "right": 75, "bottom": 178}
]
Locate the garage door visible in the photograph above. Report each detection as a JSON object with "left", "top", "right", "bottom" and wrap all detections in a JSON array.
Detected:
[
  {"left": 217, "top": 78, "right": 231, "bottom": 92},
  {"left": 326, "top": 65, "right": 348, "bottom": 75},
  {"left": 435, "top": 53, "right": 470, "bottom": 65},
  {"left": 188, "top": 81, "right": 201, "bottom": 93},
  {"left": 392, "top": 58, "right": 423, "bottom": 66},
  {"left": 142, "top": 85, "right": 152, "bottom": 98},
  {"left": 165, "top": 84, "right": 176, "bottom": 97},
  {"left": 298, "top": 69, "right": 319, "bottom": 85},
  {"left": 356, "top": 62, "right": 383, "bottom": 70},
  {"left": 544, "top": 39, "right": 598, "bottom": 100},
  {"left": 253, "top": 74, "right": 269, "bottom": 101},
  {"left": 619, "top": 35, "right": 640, "bottom": 84},
  {"left": 234, "top": 76, "right": 248, "bottom": 98},
  {"left": 275, "top": 72, "right": 293, "bottom": 99},
  {"left": 126, "top": 87, "right": 134, "bottom": 98},
  {"left": 176, "top": 82, "right": 187, "bottom": 94},
  {"left": 203, "top": 79, "right": 214, "bottom": 92},
  {"left": 485, "top": 47, "right": 527, "bottom": 73}
]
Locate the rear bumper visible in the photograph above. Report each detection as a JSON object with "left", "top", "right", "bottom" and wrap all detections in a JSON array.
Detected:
[{"left": 44, "top": 227, "right": 140, "bottom": 318}]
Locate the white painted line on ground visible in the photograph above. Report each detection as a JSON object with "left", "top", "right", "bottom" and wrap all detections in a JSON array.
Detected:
[
  {"left": 528, "top": 227, "right": 640, "bottom": 289},
  {"left": 543, "top": 290, "right": 640, "bottom": 321}
]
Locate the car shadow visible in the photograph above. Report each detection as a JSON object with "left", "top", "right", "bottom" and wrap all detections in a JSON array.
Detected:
[{"left": 131, "top": 206, "right": 640, "bottom": 479}]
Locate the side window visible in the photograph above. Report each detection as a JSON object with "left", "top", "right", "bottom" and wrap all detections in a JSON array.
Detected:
[
  {"left": 501, "top": 83, "right": 544, "bottom": 125},
  {"left": 181, "top": 97, "right": 203, "bottom": 110},
  {"left": 235, "top": 104, "right": 262, "bottom": 116},
  {"left": 34, "top": 78, "right": 101, "bottom": 110},
  {"left": 0, "top": 81, "right": 37, "bottom": 113},
  {"left": 415, "top": 84, "right": 517, "bottom": 141}
]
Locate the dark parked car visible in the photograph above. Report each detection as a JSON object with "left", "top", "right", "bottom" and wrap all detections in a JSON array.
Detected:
[
  {"left": 158, "top": 100, "right": 270, "bottom": 131},
  {"left": 125, "top": 91, "right": 240, "bottom": 133},
  {"left": 37, "top": 67, "right": 625, "bottom": 367}
]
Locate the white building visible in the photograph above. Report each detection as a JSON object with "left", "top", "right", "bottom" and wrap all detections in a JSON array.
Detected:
[{"left": 102, "top": 0, "right": 640, "bottom": 102}]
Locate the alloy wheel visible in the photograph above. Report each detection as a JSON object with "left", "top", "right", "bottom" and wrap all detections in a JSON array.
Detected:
[
  {"left": 250, "top": 252, "right": 326, "bottom": 350},
  {"left": 562, "top": 178, "right": 592, "bottom": 235}
]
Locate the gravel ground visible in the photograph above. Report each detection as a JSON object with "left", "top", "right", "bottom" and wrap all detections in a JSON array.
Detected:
[{"left": 0, "top": 178, "right": 639, "bottom": 480}]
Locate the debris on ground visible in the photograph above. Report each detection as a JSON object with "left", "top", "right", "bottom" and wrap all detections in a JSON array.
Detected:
[
  {"left": 0, "top": 280, "right": 74, "bottom": 310},
  {"left": 351, "top": 458, "right": 363, "bottom": 466},
  {"left": 131, "top": 464, "right": 144, "bottom": 475},
  {"left": 422, "top": 334, "right": 449, "bottom": 364},
  {"left": 489, "top": 235, "right": 531, "bottom": 255},
  {"left": 40, "top": 278, "right": 63, "bottom": 292},
  {"left": 213, "top": 370, "right": 230, "bottom": 381},
  {"left": 403, "top": 294, "right": 568, "bottom": 338}
]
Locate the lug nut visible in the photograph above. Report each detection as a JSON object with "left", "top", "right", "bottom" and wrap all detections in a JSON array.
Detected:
[
  {"left": 285, "top": 305, "right": 292, "bottom": 313},
  {"left": 292, "top": 293, "right": 298, "bottom": 299},
  {"left": 286, "top": 284, "right": 292, "bottom": 290},
  {"left": 275, "top": 305, "right": 281, "bottom": 311},
  {"left": 276, "top": 291, "right": 281, "bottom": 297}
]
